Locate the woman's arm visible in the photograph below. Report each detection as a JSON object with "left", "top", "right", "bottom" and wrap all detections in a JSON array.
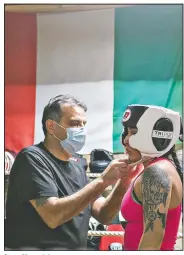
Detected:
[{"left": 138, "top": 163, "right": 172, "bottom": 250}]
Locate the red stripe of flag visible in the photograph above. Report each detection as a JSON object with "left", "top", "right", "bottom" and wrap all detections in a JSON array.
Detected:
[{"left": 5, "top": 13, "right": 37, "bottom": 153}]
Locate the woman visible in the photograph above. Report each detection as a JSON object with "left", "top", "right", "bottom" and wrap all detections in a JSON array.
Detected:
[{"left": 120, "top": 104, "right": 182, "bottom": 251}]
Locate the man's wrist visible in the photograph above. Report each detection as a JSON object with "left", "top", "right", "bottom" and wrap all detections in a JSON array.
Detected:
[{"left": 96, "top": 175, "right": 110, "bottom": 189}]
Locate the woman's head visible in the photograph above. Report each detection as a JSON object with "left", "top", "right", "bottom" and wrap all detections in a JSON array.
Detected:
[{"left": 121, "top": 104, "right": 181, "bottom": 158}]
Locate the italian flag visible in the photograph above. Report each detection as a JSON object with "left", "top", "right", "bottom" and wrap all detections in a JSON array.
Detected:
[{"left": 5, "top": 5, "right": 182, "bottom": 154}]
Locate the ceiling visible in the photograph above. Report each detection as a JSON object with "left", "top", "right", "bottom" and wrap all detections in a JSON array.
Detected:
[{"left": 5, "top": 4, "right": 131, "bottom": 14}]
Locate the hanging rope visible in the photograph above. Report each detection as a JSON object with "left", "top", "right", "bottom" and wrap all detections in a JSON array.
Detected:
[
  {"left": 88, "top": 230, "right": 183, "bottom": 239},
  {"left": 88, "top": 230, "right": 124, "bottom": 237},
  {"left": 87, "top": 173, "right": 101, "bottom": 178}
]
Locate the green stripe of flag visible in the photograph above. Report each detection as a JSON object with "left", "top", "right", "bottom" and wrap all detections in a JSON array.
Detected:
[{"left": 113, "top": 5, "right": 182, "bottom": 153}]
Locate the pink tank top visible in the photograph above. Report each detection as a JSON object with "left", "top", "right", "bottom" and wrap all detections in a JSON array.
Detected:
[{"left": 120, "top": 158, "right": 182, "bottom": 251}]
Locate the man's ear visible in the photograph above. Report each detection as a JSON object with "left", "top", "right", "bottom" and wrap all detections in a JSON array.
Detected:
[{"left": 45, "top": 119, "right": 56, "bottom": 135}]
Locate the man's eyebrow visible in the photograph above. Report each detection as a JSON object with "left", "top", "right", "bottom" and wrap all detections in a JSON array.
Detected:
[{"left": 69, "top": 118, "right": 87, "bottom": 122}]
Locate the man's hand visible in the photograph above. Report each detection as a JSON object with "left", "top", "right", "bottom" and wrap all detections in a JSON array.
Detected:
[
  {"left": 120, "top": 162, "right": 144, "bottom": 187},
  {"left": 100, "top": 159, "right": 128, "bottom": 186}
]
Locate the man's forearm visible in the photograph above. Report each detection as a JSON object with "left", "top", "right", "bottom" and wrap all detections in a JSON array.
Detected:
[
  {"left": 96, "top": 179, "right": 131, "bottom": 225},
  {"left": 31, "top": 159, "right": 129, "bottom": 229},
  {"left": 31, "top": 176, "right": 108, "bottom": 229},
  {"left": 61, "top": 177, "right": 107, "bottom": 220}
]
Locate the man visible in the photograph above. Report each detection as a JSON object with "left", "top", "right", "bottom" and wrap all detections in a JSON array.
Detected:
[{"left": 5, "top": 95, "right": 136, "bottom": 250}]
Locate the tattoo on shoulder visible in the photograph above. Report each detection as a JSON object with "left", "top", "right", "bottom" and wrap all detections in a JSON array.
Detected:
[
  {"left": 142, "top": 165, "right": 171, "bottom": 233},
  {"left": 35, "top": 197, "right": 50, "bottom": 207}
]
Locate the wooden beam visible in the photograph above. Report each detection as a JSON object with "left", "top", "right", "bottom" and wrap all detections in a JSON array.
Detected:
[{"left": 5, "top": 4, "right": 132, "bottom": 13}]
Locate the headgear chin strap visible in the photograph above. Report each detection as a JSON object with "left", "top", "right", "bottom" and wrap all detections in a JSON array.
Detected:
[{"left": 122, "top": 104, "right": 181, "bottom": 158}]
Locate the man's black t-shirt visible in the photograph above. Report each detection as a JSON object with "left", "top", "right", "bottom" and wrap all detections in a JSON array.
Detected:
[{"left": 5, "top": 142, "right": 91, "bottom": 250}]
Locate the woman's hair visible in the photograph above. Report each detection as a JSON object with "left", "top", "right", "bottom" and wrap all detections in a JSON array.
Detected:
[{"left": 162, "top": 145, "right": 183, "bottom": 183}]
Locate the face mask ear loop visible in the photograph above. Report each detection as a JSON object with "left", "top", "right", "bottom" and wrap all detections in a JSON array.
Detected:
[
  {"left": 53, "top": 121, "right": 69, "bottom": 140},
  {"left": 53, "top": 121, "right": 66, "bottom": 131},
  {"left": 53, "top": 134, "right": 62, "bottom": 142}
]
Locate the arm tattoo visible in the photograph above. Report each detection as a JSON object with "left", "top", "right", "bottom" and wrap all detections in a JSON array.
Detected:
[
  {"left": 35, "top": 197, "right": 50, "bottom": 207},
  {"left": 142, "top": 165, "right": 171, "bottom": 233}
]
